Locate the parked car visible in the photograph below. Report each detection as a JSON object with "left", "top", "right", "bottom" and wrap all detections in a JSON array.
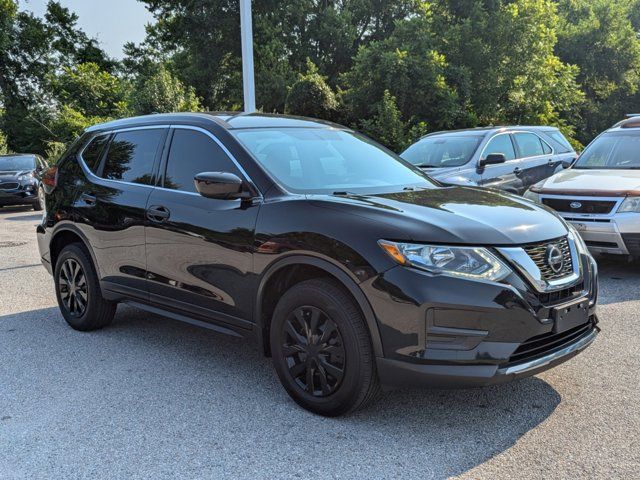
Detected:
[
  {"left": 0, "top": 153, "right": 47, "bottom": 210},
  {"left": 525, "top": 116, "right": 640, "bottom": 257},
  {"left": 401, "top": 126, "right": 576, "bottom": 194},
  {"left": 38, "top": 113, "right": 598, "bottom": 416}
]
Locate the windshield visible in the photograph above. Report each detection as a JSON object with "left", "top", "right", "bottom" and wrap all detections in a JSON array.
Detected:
[
  {"left": 574, "top": 132, "right": 640, "bottom": 169},
  {"left": 233, "top": 128, "right": 435, "bottom": 194},
  {"left": 401, "top": 135, "right": 482, "bottom": 168},
  {"left": 0, "top": 155, "right": 36, "bottom": 172}
]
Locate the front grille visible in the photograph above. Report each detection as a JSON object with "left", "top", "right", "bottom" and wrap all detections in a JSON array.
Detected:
[
  {"left": 0, "top": 182, "right": 19, "bottom": 190},
  {"left": 506, "top": 317, "right": 595, "bottom": 366},
  {"left": 622, "top": 233, "right": 640, "bottom": 256},
  {"left": 537, "top": 282, "right": 584, "bottom": 306},
  {"left": 523, "top": 237, "right": 574, "bottom": 281},
  {"left": 542, "top": 198, "right": 616, "bottom": 214}
]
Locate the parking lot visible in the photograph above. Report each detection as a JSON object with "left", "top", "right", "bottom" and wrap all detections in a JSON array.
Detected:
[{"left": 0, "top": 205, "right": 639, "bottom": 479}]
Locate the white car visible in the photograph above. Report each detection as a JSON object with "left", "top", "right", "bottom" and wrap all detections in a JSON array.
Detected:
[{"left": 525, "top": 117, "right": 640, "bottom": 257}]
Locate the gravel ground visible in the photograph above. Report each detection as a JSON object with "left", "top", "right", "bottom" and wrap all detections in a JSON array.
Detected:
[{"left": 1, "top": 205, "right": 639, "bottom": 479}]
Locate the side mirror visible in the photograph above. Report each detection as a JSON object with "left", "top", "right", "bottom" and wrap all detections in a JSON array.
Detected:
[
  {"left": 194, "top": 172, "right": 247, "bottom": 200},
  {"left": 562, "top": 158, "right": 576, "bottom": 169},
  {"left": 479, "top": 153, "right": 506, "bottom": 168}
]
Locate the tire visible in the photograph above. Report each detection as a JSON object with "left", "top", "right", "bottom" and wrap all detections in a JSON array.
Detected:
[
  {"left": 33, "top": 186, "right": 44, "bottom": 211},
  {"left": 270, "top": 278, "right": 380, "bottom": 416},
  {"left": 54, "top": 243, "right": 116, "bottom": 331}
]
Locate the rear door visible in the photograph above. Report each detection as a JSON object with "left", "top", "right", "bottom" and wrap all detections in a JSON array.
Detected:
[
  {"left": 74, "top": 127, "right": 167, "bottom": 300},
  {"left": 512, "top": 132, "right": 555, "bottom": 189},
  {"left": 478, "top": 133, "right": 522, "bottom": 192},
  {"left": 144, "top": 126, "right": 261, "bottom": 329}
]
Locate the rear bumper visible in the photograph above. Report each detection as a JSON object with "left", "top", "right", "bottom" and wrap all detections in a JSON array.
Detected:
[{"left": 377, "top": 319, "right": 598, "bottom": 388}]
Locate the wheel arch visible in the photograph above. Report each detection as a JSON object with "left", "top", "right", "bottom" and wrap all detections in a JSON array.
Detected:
[
  {"left": 49, "top": 224, "right": 101, "bottom": 278},
  {"left": 255, "top": 255, "right": 384, "bottom": 358}
]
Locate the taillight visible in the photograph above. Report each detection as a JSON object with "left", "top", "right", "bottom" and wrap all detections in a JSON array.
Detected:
[{"left": 42, "top": 165, "right": 58, "bottom": 193}]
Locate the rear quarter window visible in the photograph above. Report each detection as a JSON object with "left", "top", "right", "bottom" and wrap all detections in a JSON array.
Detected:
[{"left": 544, "top": 131, "right": 574, "bottom": 153}]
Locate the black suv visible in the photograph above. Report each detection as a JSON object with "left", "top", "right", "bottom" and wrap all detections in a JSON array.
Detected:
[
  {"left": 38, "top": 113, "right": 598, "bottom": 416},
  {"left": 401, "top": 126, "right": 576, "bottom": 194},
  {"left": 0, "top": 153, "right": 47, "bottom": 210}
]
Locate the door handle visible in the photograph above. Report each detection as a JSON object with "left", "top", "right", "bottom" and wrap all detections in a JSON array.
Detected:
[
  {"left": 80, "top": 193, "right": 97, "bottom": 206},
  {"left": 147, "top": 205, "right": 170, "bottom": 223},
  {"left": 513, "top": 167, "right": 523, "bottom": 176}
]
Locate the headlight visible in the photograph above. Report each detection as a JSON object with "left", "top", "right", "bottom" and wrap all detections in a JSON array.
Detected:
[
  {"left": 618, "top": 196, "right": 640, "bottom": 213},
  {"left": 17, "top": 172, "right": 34, "bottom": 182},
  {"left": 378, "top": 240, "right": 511, "bottom": 281},
  {"left": 566, "top": 223, "right": 589, "bottom": 254}
]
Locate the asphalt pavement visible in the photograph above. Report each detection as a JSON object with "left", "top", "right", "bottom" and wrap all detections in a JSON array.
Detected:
[{"left": 1, "top": 205, "right": 639, "bottom": 479}]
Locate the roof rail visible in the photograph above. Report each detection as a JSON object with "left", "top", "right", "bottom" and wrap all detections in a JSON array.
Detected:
[{"left": 625, "top": 114, "right": 640, "bottom": 118}]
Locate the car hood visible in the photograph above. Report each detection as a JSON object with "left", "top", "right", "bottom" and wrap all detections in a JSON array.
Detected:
[
  {"left": 536, "top": 169, "right": 640, "bottom": 195},
  {"left": 420, "top": 166, "right": 476, "bottom": 187},
  {"left": 309, "top": 187, "right": 567, "bottom": 245}
]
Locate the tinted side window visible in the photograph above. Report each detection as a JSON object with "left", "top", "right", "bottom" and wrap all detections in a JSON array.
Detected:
[
  {"left": 514, "top": 133, "right": 545, "bottom": 157},
  {"left": 164, "top": 129, "right": 240, "bottom": 193},
  {"left": 483, "top": 135, "right": 516, "bottom": 160},
  {"left": 102, "top": 129, "right": 164, "bottom": 185},
  {"left": 546, "top": 131, "right": 573, "bottom": 153},
  {"left": 82, "top": 134, "right": 110, "bottom": 173}
]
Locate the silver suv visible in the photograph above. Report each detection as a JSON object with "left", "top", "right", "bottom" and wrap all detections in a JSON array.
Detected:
[{"left": 525, "top": 117, "right": 640, "bottom": 257}]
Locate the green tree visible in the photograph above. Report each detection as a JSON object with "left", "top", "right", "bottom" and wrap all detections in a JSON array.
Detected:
[
  {"left": 285, "top": 60, "right": 338, "bottom": 119},
  {"left": 556, "top": 0, "right": 640, "bottom": 143},
  {"left": 0, "top": 130, "right": 8, "bottom": 155},
  {"left": 0, "top": 1, "right": 112, "bottom": 153},
  {"left": 130, "top": 65, "right": 202, "bottom": 115},
  {"left": 359, "top": 90, "right": 409, "bottom": 151},
  {"left": 50, "top": 62, "right": 130, "bottom": 118},
  {"left": 432, "top": 0, "right": 583, "bottom": 128},
  {"left": 342, "top": 13, "right": 459, "bottom": 135}
]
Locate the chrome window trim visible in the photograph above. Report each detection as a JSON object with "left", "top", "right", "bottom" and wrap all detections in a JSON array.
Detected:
[
  {"left": 77, "top": 124, "right": 262, "bottom": 198},
  {"left": 163, "top": 125, "right": 262, "bottom": 198},
  {"left": 77, "top": 125, "right": 170, "bottom": 189},
  {"left": 480, "top": 130, "right": 555, "bottom": 164},
  {"left": 478, "top": 131, "right": 518, "bottom": 163},
  {"left": 496, "top": 233, "right": 583, "bottom": 293},
  {"left": 510, "top": 130, "right": 555, "bottom": 159}
]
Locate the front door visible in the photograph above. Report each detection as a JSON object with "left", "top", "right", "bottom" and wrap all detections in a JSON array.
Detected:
[
  {"left": 478, "top": 133, "right": 524, "bottom": 193},
  {"left": 144, "top": 127, "right": 260, "bottom": 330}
]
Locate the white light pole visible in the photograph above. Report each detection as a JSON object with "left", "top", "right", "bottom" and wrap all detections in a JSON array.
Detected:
[{"left": 240, "top": 0, "right": 256, "bottom": 113}]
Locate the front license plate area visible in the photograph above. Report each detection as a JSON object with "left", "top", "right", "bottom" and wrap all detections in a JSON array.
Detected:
[{"left": 552, "top": 299, "right": 589, "bottom": 333}]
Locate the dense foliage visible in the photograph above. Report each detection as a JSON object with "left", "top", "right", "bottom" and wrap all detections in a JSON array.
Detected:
[{"left": 1, "top": 0, "right": 640, "bottom": 159}]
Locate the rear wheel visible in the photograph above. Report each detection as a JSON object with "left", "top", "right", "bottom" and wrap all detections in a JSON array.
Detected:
[
  {"left": 270, "top": 278, "right": 380, "bottom": 416},
  {"left": 54, "top": 243, "right": 116, "bottom": 331}
]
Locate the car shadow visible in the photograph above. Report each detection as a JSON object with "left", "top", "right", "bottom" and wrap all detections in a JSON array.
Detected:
[{"left": 1, "top": 305, "right": 561, "bottom": 478}]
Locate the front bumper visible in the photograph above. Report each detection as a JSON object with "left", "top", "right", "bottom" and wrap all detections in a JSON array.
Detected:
[
  {"left": 0, "top": 182, "right": 39, "bottom": 205},
  {"left": 562, "top": 213, "right": 640, "bottom": 256},
  {"left": 363, "top": 250, "right": 598, "bottom": 388}
]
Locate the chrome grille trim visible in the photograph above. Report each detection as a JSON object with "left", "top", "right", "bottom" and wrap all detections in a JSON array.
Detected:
[
  {"left": 496, "top": 233, "right": 582, "bottom": 293},
  {"left": 523, "top": 237, "right": 573, "bottom": 281}
]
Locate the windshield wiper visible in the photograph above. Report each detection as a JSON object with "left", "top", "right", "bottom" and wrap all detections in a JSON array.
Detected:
[{"left": 415, "top": 163, "right": 442, "bottom": 168}]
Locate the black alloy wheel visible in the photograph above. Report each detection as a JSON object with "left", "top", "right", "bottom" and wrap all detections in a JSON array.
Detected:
[
  {"left": 54, "top": 243, "right": 116, "bottom": 331},
  {"left": 58, "top": 258, "right": 88, "bottom": 317},
  {"left": 271, "top": 278, "right": 380, "bottom": 416},
  {"left": 282, "top": 305, "right": 346, "bottom": 397}
]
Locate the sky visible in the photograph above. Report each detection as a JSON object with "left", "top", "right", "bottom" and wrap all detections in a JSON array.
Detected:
[{"left": 19, "top": 0, "right": 154, "bottom": 59}]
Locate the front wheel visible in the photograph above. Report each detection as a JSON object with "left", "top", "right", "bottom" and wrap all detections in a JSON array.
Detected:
[
  {"left": 54, "top": 243, "right": 116, "bottom": 331},
  {"left": 33, "top": 186, "right": 45, "bottom": 211},
  {"left": 270, "top": 278, "right": 380, "bottom": 416}
]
